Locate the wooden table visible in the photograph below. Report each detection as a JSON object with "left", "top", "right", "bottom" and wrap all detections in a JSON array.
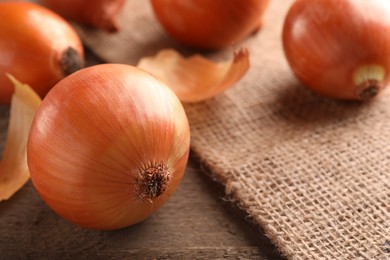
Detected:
[{"left": 0, "top": 50, "right": 286, "bottom": 260}]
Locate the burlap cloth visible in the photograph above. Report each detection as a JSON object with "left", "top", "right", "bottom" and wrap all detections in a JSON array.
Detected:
[{"left": 74, "top": 0, "right": 389, "bottom": 259}]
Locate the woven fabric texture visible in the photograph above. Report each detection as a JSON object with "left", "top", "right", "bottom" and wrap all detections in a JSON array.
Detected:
[{"left": 75, "top": 0, "right": 390, "bottom": 259}]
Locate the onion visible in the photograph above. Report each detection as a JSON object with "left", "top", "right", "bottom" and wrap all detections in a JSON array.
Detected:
[
  {"left": 41, "top": 0, "right": 126, "bottom": 32},
  {"left": 27, "top": 64, "right": 190, "bottom": 230},
  {"left": 282, "top": 0, "right": 390, "bottom": 100},
  {"left": 0, "top": 1, "right": 84, "bottom": 105},
  {"left": 151, "top": 0, "right": 271, "bottom": 49}
]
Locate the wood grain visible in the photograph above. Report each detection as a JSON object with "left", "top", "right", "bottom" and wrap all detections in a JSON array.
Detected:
[{"left": 0, "top": 156, "right": 285, "bottom": 259}]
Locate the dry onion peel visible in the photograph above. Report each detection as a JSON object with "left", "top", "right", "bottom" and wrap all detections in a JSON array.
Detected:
[
  {"left": 137, "top": 48, "right": 250, "bottom": 103},
  {"left": 0, "top": 75, "right": 41, "bottom": 201}
]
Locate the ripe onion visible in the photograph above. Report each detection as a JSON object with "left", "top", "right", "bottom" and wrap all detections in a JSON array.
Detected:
[
  {"left": 282, "top": 0, "right": 390, "bottom": 100},
  {"left": 151, "top": 0, "right": 271, "bottom": 49},
  {"left": 27, "top": 64, "right": 190, "bottom": 230},
  {"left": 0, "top": 1, "right": 84, "bottom": 104},
  {"left": 41, "top": 0, "right": 126, "bottom": 32}
]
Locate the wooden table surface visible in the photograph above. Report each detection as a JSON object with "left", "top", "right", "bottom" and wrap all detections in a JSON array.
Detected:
[{"left": 0, "top": 49, "right": 286, "bottom": 260}]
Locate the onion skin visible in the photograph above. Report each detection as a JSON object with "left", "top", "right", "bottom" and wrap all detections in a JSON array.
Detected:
[
  {"left": 137, "top": 48, "right": 250, "bottom": 102},
  {"left": 27, "top": 64, "right": 190, "bottom": 230},
  {"left": 0, "top": 1, "right": 84, "bottom": 105},
  {"left": 151, "top": 0, "right": 271, "bottom": 49},
  {"left": 41, "top": 0, "right": 126, "bottom": 32},
  {"left": 282, "top": 0, "right": 390, "bottom": 100},
  {"left": 0, "top": 75, "right": 42, "bottom": 202}
]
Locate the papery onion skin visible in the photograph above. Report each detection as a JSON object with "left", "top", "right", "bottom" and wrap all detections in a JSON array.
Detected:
[
  {"left": 27, "top": 64, "right": 190, "bottom": 230},
  {"left": 137, "top": 48, "right": 250, "bottom": 102},
  {"left": 0, "top": 75, "right": 42, "bottom": 202},
  {"left": 41, "top": 0, "right": 126, "bottom": 32},
  {"left": 282, "top": 0, "right": 390, "bottom": 100},
  {"left": 0, "top": 1, "right": 84, "bottom": 104},
  {"left": 151, "top": 0, "right": 270, "bottom": 49}
]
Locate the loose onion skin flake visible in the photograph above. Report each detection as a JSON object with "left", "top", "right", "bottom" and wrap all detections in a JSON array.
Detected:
[
  {"left": 41, "top": 0, "right": 126, "bottom": 32},
  {"left": 0, "top": 75, "right": 41, "bottom": 201},
  {"left": 282, "top": 0, "right": 390, "bottom": 100},
  {"left": 27, "top": 64, "right": 190, "bottom": 230},
  {"left": 151, "top": 0, "right": 270, "bottom": 49},
  {"left": 137, "top": 48, "right": 250, "bottom": 103},
  {"left": 0, "top": 1, "right": 84, "bottom": 104}
]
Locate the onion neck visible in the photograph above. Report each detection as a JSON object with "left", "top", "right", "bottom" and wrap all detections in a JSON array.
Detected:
[
  {"left": 358, "top": 79, "right": 381, "bottom": 100},
  {"left": 59, "top": 47, "right": 84, "bottom": 76},
  {"left": 353, "top": 64, "right": 385, "bottom": 100},
  {"left": 136, "top": 161, "right": 170, "bottom": 201}
]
